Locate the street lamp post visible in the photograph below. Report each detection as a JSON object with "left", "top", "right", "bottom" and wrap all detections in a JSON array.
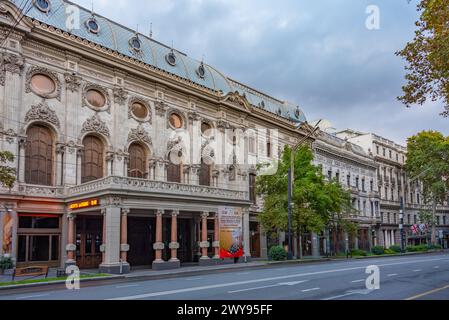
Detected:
[{"left": 399, "top": 196, "right": 405, "bottom": 252}]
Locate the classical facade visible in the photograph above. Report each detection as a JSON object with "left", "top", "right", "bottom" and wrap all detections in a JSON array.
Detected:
[
  {"left": 336, "top": 130, "right": 449, "bottom": 249},
  {"left": 312, "top": 130, "right": 380, "bottom": 255},
  {"left": 0, "top": 0, "right": 312, "bottom": 273}
]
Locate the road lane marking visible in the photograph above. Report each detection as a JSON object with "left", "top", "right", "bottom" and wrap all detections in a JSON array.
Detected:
[
  {"left": 16, "top": 294, "right": 49, "bottom": 300},
  {"left": 387, "top": 273, "right": 398, "bottom": 277},
  {"left": 228, "top": 284, "right": 281, "bottom": 294},
  {"left": 236, "top": 272, "right": 250, "bottom": 275},
  {"left": 109, "top": 256, "right": 449, "bottom": 300},
  {"left": 185, "top": 277, "right": 203, "bottom": 281},
  {"left": 351, "top": 279, "right": 365, "bottom": 283},
  {"left": 228, "top": 281, "right": 308, "bottom": 294},
  {"left": 301, "top": 287, "right": 320, "bottom": 293},
  {"left": 405, "top": 284, "right": 449, "bottom": 300},
  {"left": 116, "top": 284, "right": 140, "bottom": 288},
  {"left": 322, "top": 292, "right": 355, "bottom": 300},
  {"left": 413, "top": 269, "right": 422, "bottom": 272},
  {"left": 434, "top": 266, "right": 440, "bottom": 269}
]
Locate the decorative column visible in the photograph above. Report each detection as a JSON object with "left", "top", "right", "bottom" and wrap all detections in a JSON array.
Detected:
[
  {"left": 190, "top": 165, "right": 201, "bottom": 185},
  {"left": 213, "top": 212, "right": 220, "bottom": 259},
  {"left": 101, "top": 208, "right": 106, "bottom": 264},
  {"left": 199, "top": 211, "right": 210, "bottom": 262},
  {"left": 168, "top": 210, "right": 181, "bottom": 268},
  {"left": 152, "top": 209, "right": 166, "bottom": 269},
  {"left": 120, "top": 208, "right": 130, "bottom": 270},
  {"left": 243, "top": 208, "right": 251, "bottom": 260},
  {"left": 65, "top": 213, "right": 76, "bottom": 268},
  {"left": 99, "top": 202, "right": 124, "bottom": 274},
  {"left": 18, "top": 138, "right": 26, "bottom": 183}
]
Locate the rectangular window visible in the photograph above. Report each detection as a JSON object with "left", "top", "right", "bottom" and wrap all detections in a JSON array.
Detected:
[
  {"left": 327, "top": 170, "right": 332, "bottom": 181},
  {"left": 249, "top": 174, "right": 257, "bottom": 204},
  {"left": 347, "top": 174, "right": 351, "bottom": 186},
  {"left": 383, "top": 148, "right": 386, "bottom": 156},
  {"left": 362, "top": 178, "right": 365, "bottom": 192},
  {"left": 414, "top": 215, "right": 417, "bottom": 224},
  {"left": 443, "top": 216, "right": 446, "bottom": 225},
  {"left": 335, "top": 172, "right": 340, "bottom": 183},
  {"left": 370, "top": 180, "right": 373, "bottom": 191},
  {"left": 266, "top": 141, "right": 271, "bottom": 158},
  {"left": 19, "top": 215, "right": 59, "bottom": 229}
]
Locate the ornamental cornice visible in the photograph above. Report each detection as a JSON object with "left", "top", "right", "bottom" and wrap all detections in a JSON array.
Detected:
[
  {"left": 113, "top": 86, "right": 128, "bottom": 105},
  {"left": 64, "top": 72, "right": 82, "bottom": 92},
  {"left": 2, "top": 52, "right": 24, "bottom": 75},
  {"left": 24, "top": 102, "right": 60, "bottom": 128},
  {"left": 128, "top": 124, "right": 152, "bottom": 146},
  {"left": 25, "top": 65, "right": 62, "bottom": 101},
  {"left": 81, "top": 114, "right": 110, "bottom": 138}
]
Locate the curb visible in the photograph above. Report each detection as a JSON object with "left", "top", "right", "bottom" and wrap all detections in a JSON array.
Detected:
[{"left": 0, "top": 275, "right": 122, "bottom": 291}]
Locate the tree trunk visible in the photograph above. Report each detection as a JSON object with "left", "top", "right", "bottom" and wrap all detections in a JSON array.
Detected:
[{"left": 431, "top": 199, "right": 437, "bottom": 245}]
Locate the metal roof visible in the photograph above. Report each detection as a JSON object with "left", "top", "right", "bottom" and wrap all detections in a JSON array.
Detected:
[{"left": 13, "top": 0, "right": 307, "bottom": 123}]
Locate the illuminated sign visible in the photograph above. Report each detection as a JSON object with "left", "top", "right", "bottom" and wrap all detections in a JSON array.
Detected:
[{"left": 69, "top": 199, "right": 99, "bottom": 210}]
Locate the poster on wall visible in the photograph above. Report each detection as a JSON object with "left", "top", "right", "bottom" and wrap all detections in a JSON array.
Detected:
[
  {"left": 218, "top": 207, "right": 243, "bottom": 259},
  {"left": 2, "top": 212, "right": 13, "bottom": 255}
]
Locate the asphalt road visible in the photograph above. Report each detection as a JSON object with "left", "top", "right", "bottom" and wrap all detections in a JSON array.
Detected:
[{"left": 1, "top": 252, "right": 448, "bottom": 300}]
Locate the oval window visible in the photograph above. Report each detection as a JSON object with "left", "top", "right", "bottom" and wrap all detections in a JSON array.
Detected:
[
  {"left": 34, "top": 0, "right": 50, "bottom": 13},
  {"left": 86, "top": 18, "right": 100, "bottom": 34},
  {"left": 131, "top": 102, "right": 148, "bottom": 119},
  {"left": 165, "top": 52, "right": 177, "bottom": 66},
  {"left": 86, "top": 89, "right": 106, "bottom": 108},
  {"left": 30, "top": 74, "right": 56, "bottom": 95},
  {"left": 130, "top": 37, "right": 141, "bottom": 50},
  {"left": 169, "top": 113, "right": 183, "bottom": 129}
]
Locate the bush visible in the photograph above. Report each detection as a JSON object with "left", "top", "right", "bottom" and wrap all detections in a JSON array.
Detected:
[
  {"left": 0, "top": 255, "right": 14, "bottom": 271},
  {"left": 389, "top": 245, "right": 402, "bottom": 253},
  {"left": 351, "top": 249, "right": 367, "bottom": 256},
  {"left": 384, "top": 249, "right": 396, "bottom": 254},
  {"left": 427, "top": 244, "right": 442, "bottom": 250},
  {"left": 406, "top": 244, "right": 430, "bottom": 252},
  {"left": 371, "top": 246, "right": 385, "bottom": 255},
  {"left": 268, "top": 245, "right": 287, "bottom": 261}
]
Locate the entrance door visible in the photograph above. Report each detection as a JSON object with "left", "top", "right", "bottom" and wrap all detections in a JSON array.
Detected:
[
  {"left": 178, "top": 218, "right": 193, "bottom": 263},
  {"left": 76, "top": 216, "right": 102, "bottom": 269},
  {"left": 250, "top": 222, "right": 260, "bottom": 258},
  {"left": 127, "top": 217, "right": 155, "bottom": 266}
]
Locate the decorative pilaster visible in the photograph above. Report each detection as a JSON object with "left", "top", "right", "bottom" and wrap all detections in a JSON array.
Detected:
[
  {"left": 200, "top": 211, "right": 210, "bottom": 260},
  {"left": 18, "top": 137, "right": 26, "bottom": 183},
  {"left": 55, "top": 143, "right": 65, "bottom": 186},
  {"left": 76, "top": 149, "right": 83, "bottom": 185}
]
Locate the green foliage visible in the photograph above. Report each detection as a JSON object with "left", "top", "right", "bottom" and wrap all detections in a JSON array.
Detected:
[
  {"left": 406, "top": 131, "right": 449, "bottom": 244},
  {"left": 0, "top": 151, "right": 16, "bottom": 189},
  {"left": 371, "top": 246, "right": 385, "bottom": 255},
  {"left": 427, "top": 243, "right": 442, "bottom": 250},
  {"left": 396, "top": 0, "right": 449, "bottom": 116},
  {"left": 389, "top": 245, "right": 402, "bottom": 253},
  {"left": 350, "top": 249, "right": 367, "bottom": 256},
  {"left": 268, "top": 245, "right": 287, "bottom": 261},
  {"left": 406, "top": 244, "right": 429, "bottom": 252},
  {"left": 384, "top": 249, "right": 396, "bottom": 255},
  {"left": 0, "top": 255, "right": 14, "bottom": 271},
  {"left": 256, "top": 145, "right": 353, "bottom": 236}
]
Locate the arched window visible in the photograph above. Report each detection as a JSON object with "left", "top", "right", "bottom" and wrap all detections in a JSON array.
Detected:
[
  {"left": 167, "top": 151, "right": 181, "bottom": 183},
  {"left": 128, "top": 143, "right": 147, "bottom": 178},
  {"left": 25, "top": 124, "right": 54, "bottom": 186},
  {"left": 199, "top": 159, "right": 210, "bottom": 186},
  {"left": 82, "top": 136, "right": 104, "bottom": 183}
]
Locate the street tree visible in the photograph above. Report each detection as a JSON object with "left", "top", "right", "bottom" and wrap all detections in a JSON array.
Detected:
[
  {"left": 396, "top": 0, "right": 449, "bottom": 116},
  {"left": 256, "top": 145, "right": 354, "bottom": 248},
  {"left": 0, "top": 151, "right": 15, "bottom": 189},
  {"left": 406, "top": 130, "right": 449, "bottom": 244}
]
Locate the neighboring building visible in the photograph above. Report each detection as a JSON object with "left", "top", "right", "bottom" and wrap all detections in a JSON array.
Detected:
[
  {"left": 312, "top": 130, "right": 380, "bottom": 255},
  {"left": 0, "top": 0, "right": 312, "bottom": 273},
  {"left": 336, "top": 130, "right": 449, "bottom": 249}
]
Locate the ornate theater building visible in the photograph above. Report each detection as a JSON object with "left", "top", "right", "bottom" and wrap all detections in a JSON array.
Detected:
[{"left": 0, "top": 0, "right": 310, "bottom": 273}]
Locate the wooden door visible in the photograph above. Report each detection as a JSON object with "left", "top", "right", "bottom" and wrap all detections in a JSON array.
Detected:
[
  {"left": 76, "top": 216, "right": 102, "bottom": 269},
  {"left": 127, "top": 217, "right": 155, "bottom": 266}
]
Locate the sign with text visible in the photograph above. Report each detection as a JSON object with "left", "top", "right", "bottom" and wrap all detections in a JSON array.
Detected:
[
  {"left": 69, "top": 199, "right": 99, "bottom": 210},
  {"left": 218, "top": 207, "right": 243, "bottom": 259}
]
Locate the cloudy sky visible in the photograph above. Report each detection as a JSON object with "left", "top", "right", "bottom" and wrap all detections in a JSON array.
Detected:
[{"left": 72, "top": 0, "right": 448, "bottom": 145}]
